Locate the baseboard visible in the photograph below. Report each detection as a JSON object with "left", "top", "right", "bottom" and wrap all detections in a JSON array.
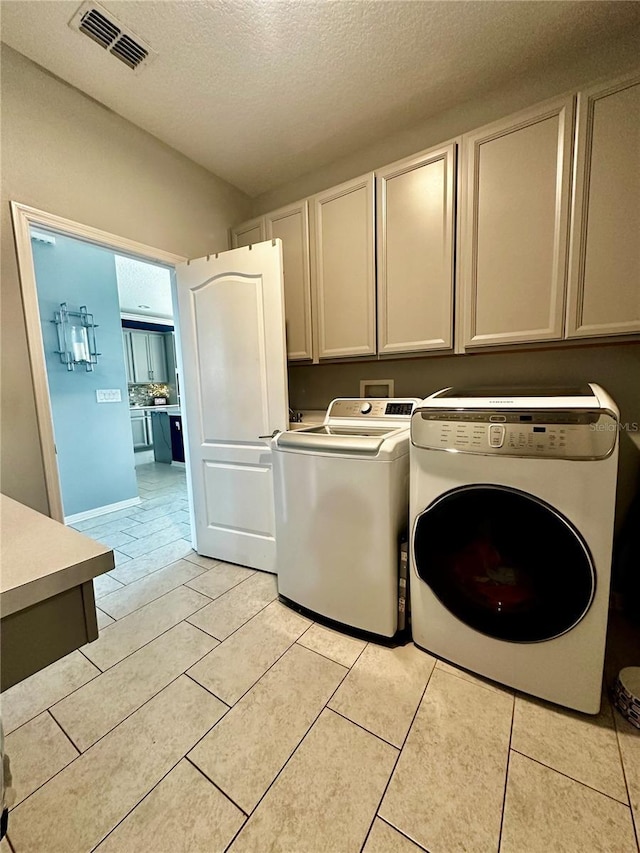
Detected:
[
  {"left": 171, "top": 461, "right": 186, "bottom": 468},
  {"left": 64, "top": 496, "right": 142, "bottom": 525}
]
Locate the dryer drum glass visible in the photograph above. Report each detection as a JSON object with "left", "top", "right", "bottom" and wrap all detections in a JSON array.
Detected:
[{"left": 413, "top": 485, "right": 595, "bottom": 643}]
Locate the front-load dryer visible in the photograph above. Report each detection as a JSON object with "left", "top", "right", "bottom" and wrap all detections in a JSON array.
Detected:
[{"left": 409, "top": 384, "right": 619, "bottom": 713}]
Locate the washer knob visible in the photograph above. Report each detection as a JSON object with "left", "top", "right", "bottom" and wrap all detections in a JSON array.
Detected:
[{"left": 360, "top": 402, "right": 372, "bottom": 414}]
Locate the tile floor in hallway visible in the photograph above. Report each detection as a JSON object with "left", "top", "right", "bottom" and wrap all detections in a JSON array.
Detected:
[{"left": 1, "top": 462, "right": 639, "bottom": 852}]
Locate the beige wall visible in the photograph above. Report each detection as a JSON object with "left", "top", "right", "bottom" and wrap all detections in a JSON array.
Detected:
[
  {"left": 289, "top": 343, "right": 640, "bottom": 530},
  {"left": 1, "top": 45, "right": 251, "bottom": 515},
  {"left": 252, "top": 30, "right": 640, "bottom": 214},
  {"left": 255, "top": 31, "right": 640, "bottom": 529}
]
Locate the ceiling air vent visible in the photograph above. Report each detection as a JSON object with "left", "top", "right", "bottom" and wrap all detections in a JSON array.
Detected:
[{"left": 69, "top": 1, "right": 157, "bottom": 73}]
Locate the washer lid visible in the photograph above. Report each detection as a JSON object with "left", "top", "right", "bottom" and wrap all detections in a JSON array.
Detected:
[
  {"left": 421, "top": 383, "right": 613, "bottom": 411},
  {"left": 275, "top": 424, "right": 406, "bottom": 455}
]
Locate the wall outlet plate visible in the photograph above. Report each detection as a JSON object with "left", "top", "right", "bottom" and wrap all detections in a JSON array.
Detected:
[
  {"left": 96, "top": 389, "right": 122, "bottom": 403},
  {"left": 359, "top": 379, "right": 395, "bottom": 399}
]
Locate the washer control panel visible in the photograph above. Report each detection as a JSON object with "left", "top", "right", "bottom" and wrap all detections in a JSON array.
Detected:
[
  {"left": 328, "top": 399, "right": 417, "bottom": 419},
  {"left": 412, "top": 409, "right": 618, "bottom": 459}
]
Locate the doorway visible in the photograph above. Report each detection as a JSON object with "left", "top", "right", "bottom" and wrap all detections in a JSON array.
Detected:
[{"left": 11, "top": 202, "right": 190, "bottom": 532}]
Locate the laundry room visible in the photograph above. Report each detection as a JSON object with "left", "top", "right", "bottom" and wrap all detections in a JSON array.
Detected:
[{"left": 1, "top": 3, "right": 640, "bottom": 853}]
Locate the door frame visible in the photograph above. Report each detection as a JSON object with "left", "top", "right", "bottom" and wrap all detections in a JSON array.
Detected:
[{"left": 10, "top": 201, "right": 186, "bottom": 522}]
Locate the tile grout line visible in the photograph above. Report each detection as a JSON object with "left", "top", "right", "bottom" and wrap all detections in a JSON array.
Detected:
[
  {"left": 510, "top": 747, "right": 637, "bottom": 809},
  {"left": 109, "top": 541, "right": 197, "bottom": 585},
  {"left": 185, "top": 583, "right": 281, "bottom": 646},
  {"left": 80, "top": 594, "right": 215, "bottom": 673},
  {"left": 434, "top": 661, "right": 513, "bottom": 698},
  {"left": 186, "top": 607, "right": 312, "bottom": 707},
  {"left": 47, "top": 708, "right": 82, "bottom": 755},
  {"left": 293, "top": 638, "right": 361, "bottom": 671},
  {"left": 88, "top": 754, "right": 188, "bottom": 852},
  {"left": 359, "top": 661, "right": 438, "bottom": 853},
  {"left": 328, "top": 707, "right": 404, "bottom": 751},
  {"left": 611, "top": 704, "right": 640, "bottom": 851},
  {"left": 3, "top": 661, "right": 104, "bottom": 739},
  {"left": 496, "top": 693, "right": 516, "bottom": 852},
  {"left": 50, "top": 631, "right": 227, "bottom": 756},
  {"left": 98, "top": 564, "right": 216, "bottom": 621},
  {"left": 7, "top": 713, "right": 83, "bottom": 813},
  {"left": 220, "top": 645, "right": 361, "bottom": 851},
  {"left": 184, "top": 755, "right": 249, "bottom": 817},
  {"left": 376, "top": 815, "right": 430, "bottom": 852}
]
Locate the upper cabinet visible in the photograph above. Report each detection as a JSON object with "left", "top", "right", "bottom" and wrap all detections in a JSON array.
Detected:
[
  {"left": 460, "top": 96, "right": 574, "bottom": 348},
  {"left": 231, "top": 217, "right": 265, "bottom": 248},
  {"left": 231, "top": 73, "right": 638, "bottom": 365},
  {"left": 376, "top": 143, "right": 457, "bottom": 354},
  {"left": 265, "top": 201, "right": 313, "bottom": 361},
  {"left": 124, "top": 330, "right": 169, "bottom": 384},
  {"left": 567, "top": 74, "right": 640, "bottom": 338},
  {"left": 311, "top": 173, "right": 376, "bottom": 359}
]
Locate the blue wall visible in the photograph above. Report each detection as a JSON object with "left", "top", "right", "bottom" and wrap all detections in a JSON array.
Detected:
[{"left": 32, "top": 231, "right": 138, "bottom": 518}]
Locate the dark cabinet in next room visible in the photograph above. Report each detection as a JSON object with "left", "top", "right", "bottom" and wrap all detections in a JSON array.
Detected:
[{"left": 170, "top": 415, "right": 185, "bottom": 463}]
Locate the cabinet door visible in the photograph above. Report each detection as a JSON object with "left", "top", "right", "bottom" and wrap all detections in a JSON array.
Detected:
[
  {"left": 130, "top": 414, "right": 149, "bottom": 449},
  {"left": 312, "top": 174, "right": 376, "bottom": 358},
  {"left": 460, "top": 96, "right": 574, "bottom": 347},
  {"left": 122, "top": 331, "right": 133, "bottom": 383},
  {"left": 147, "top": 333, "right": 168, "bottom": 382},
  {"left": 231, "top": 217, "right": 265, "bottom": 248},
  {"left": 130, "top": 332, "right": 151, "bottom": 383},
  {"left": 265, "top": 201, "right": 313, "bottom": 361},
  {"left": 567, "top": 75, "right": 640, "bottom": 338},
  {"left": 377, "top": 143, "right": 457, "bottom": 354}
]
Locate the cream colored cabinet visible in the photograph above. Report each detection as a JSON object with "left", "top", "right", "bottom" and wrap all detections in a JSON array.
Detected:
[
  {"left": 231, "top": 216, "right": 265, "bottom": 248},
  {"left": 460, "top": 95, "right": 574, "bottom": 348},
  {"left": 265, "top": 201, "right": 313, "bottom": 361},
  {"left": 377, "top": 143, "right": 457, "bottom": 354},
  {"left": 567, "top": 74, "right": 640, "bottom": 338},
  {"left": 311, "top": 173, "right": 376, "bottom": 359}
]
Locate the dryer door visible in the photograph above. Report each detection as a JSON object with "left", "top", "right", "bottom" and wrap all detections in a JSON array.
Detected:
[{"left": 413, "top": 485, "right": 596, "bottom": 642}]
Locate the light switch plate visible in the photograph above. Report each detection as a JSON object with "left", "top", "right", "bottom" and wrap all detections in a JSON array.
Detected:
[{"left": 96, "top": 389, "right": 122, "bottom": 403}]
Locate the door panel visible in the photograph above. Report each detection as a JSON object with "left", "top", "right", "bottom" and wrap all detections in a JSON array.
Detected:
[
  {"left": 176, "top": 241, "right": 288, "bottom": 571},
  {"left": 147, "top": 333, "right": 168, "bottom": 383},
  {"left": 377, "top": 143, "right": 456, "bottom": 353},
  {"left": 130, "top": 332, "right": 150, "bottom": 383},
  {"left": 567, "top": 75, "right": 640, "bottom": 337},
  {"left": 231, "top": 217, "right": 265, "bottom": 249},
  {"left": 265, "top": 202, "right": 313, "bottom": 361},
  {"left": 193, "top": 278, "right": 270, "bottom": 442},
  {"left": 461, "top": 96, "right": 574, "bottom": 346},
  {"left": 312, "top": 174, "right": 376, "bottom": 358}
]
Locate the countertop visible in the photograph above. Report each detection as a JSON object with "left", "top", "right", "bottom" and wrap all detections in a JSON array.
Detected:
[
  {"left": 288, "top": 410, "right": 325, "bottom": 430},
  {"left": 130, "top": 405, "right": 181, "bottom": 414},
  {"left": 0, "top": 495, "right": 114, "bottom": 617}
]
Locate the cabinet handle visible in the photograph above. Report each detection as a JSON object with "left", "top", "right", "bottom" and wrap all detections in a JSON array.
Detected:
[{"left": 149, "top": 369, "right": 154, "bottom": 380}]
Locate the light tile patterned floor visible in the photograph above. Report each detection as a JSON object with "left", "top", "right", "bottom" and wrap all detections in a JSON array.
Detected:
[{"left": 1, "top": 462, "right": 639, "bottom": 852}]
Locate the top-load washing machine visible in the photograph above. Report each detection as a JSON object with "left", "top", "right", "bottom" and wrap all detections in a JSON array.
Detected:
[
  {"left": 409, "top": 384, "right": 619, "bottom": 713},
  {"left": 272, "top": 398, "right": 420, "bottom": 638}
]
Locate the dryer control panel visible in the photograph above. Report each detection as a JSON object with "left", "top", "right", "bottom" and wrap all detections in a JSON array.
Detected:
[{"left": 412, "top": 409, "right": 618, "bottom": 460}]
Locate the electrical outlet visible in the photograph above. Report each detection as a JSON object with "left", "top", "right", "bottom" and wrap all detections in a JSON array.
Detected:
[{"left": 96, "top": 389, "right": 122, "bottom": 403}]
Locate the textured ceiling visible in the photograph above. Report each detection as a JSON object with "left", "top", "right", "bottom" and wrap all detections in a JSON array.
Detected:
[
  {"left": 115, "top": 255, "right": 173, "bottom": 319},
  {"left": 2, "top": 1, "right": 640, "bottom": 197}
]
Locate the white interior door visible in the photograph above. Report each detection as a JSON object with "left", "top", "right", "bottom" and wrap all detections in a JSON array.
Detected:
[{"left": 175, "top": 240, "right": 288, "bottom": 572}]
